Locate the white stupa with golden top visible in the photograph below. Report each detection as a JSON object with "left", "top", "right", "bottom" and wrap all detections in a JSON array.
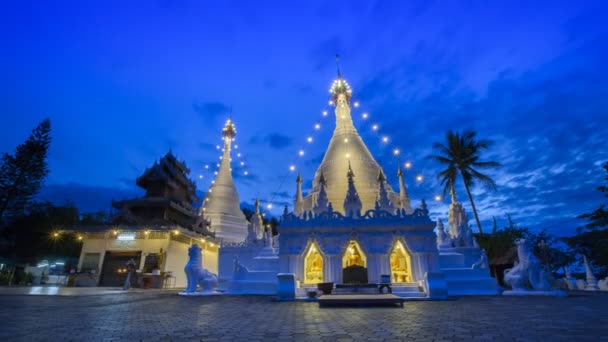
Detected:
[{"left": 202, "top": 119, "right": 249, "bottom": 243}]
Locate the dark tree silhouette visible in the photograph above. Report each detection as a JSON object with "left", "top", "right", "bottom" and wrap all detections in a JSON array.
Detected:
[
  {"left": 578, "top": 161, "right": 608, "bottom": 230},
  {"left": 0, "top": 119, "right": 51, "bottom": 227}
]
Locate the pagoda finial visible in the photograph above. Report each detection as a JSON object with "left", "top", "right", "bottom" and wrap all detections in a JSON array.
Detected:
[
  {"left": 330, "top": 56, "right": 352, "bottom": 103},
  {"left": 397, "top": 164, "right": 413, "bottom": 214},
  {"left": 254, "top": 197, "right": 260, "bottom": 214},
  {"left": 294, "top": 173, "right": 304, "bottom": 216},
  {"left": 314, "top": 172, "right": 329, "bottom": 215},
  {"left": 222, "top": 118, "right": 236, "bottom": 139},
  {"left": 336, "top": 54, "right": 342, "bottom": 79},
  {"left": 343, "top": 160, "right": 362, "bottom": 218},
  {"left": 376, "top": 168, "right": 394, "bottom": 213}
]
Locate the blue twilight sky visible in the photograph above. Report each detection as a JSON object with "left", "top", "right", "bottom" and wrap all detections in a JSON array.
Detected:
[{"left": 1, "top": 1, "right": 607, "bottom": 235}]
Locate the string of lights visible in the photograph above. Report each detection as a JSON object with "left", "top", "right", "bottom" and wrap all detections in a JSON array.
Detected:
[{"left": 261, "top": 83, "right": 443, "bottom": 213}]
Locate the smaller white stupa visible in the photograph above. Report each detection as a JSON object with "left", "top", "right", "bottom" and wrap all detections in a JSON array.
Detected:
[{"left": 201, "top": 119, "right": 249, "bottom": 243}]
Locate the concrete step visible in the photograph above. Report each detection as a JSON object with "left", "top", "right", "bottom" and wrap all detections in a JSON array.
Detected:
[{"left": 393, "top": 291, "right": 427, "bottom": 298}]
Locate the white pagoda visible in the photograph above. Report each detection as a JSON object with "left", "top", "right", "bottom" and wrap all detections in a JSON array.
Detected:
[{"left": 201, "top": 119, "right": 249, "bottom": 243}]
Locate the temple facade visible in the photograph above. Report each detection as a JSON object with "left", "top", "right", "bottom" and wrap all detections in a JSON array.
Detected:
[{"left": 72, "top": 152, "right": 219, "bottom": 288}]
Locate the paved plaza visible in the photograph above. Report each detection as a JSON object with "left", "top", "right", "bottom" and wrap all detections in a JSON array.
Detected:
[{"left": 0, "top": 290, "right": 606, "bottom": 341}]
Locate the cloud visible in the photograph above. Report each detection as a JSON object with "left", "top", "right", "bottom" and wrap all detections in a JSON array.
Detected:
[
  {"left": 354, "top": 32, "right": 608, "bottom": 235},
  {"left": 37, "top": 182, "right": 142, "bottom": 213},
  {"left": 249, "top": 133, "right": 293, "bottom": 150},
  {"left": 192, "top": 101, "right": 230, "bottom": 121},
  {"left": 270, "top": 191, "right": 291, "bottom": 200},
  {"left": 199, "top": 142, "right": 217, "bottom": 152}
]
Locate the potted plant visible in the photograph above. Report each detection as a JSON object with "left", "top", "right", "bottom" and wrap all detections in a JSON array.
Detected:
[{"left": 317, "top": 282, "right": 334, "bottom": 295}]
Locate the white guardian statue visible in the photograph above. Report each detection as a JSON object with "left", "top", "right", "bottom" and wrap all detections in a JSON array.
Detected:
[
  {"left": 504, "top": 239, "right": 558, "bottom": 294},
  {"left": 180, "top": 244, "right": 218, "bottom": 295}
]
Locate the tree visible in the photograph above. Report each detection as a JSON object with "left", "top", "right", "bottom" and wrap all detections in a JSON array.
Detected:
[
  {"left": 578, "top": 161, "right": 608, "bottom": 229},
  {"left": 0, "top": 119, "right": 51, "bottom": 227},
  {"left": 0, "top": 201, "right": 81, "bottom": 263},
  {"left": 428, "top": 130, "right": 500, "bottom": 235},
  {"left": 565, "top": 162, "right": 608, "bottom": 275}
]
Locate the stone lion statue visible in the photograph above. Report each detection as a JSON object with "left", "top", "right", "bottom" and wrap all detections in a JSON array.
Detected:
[
  {"left": 504, "top": 239, "right": 551, "bottom": 291},
  {"left": 182, "top": 244, "right": 218, "bottom": 293}
]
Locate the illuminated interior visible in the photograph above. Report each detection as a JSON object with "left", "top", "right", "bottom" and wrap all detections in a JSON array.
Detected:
[
  {"left": 342, "top": 241, "right": 366, "bottom": 268},
  {"left": 390, "top": 240, "right": 412, "bottom": 283},
  {"left": 304, "top": 242, "right": 323, "bottom": 284}
]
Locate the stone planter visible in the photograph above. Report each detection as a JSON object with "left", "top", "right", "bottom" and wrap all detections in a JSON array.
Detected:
[{"left": 317, "top": 282, "right": 334, "bottom": 295}]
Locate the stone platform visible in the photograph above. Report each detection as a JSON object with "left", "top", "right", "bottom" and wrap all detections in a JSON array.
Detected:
[{"left": 318, "top": 294, "right": 405, "bottom": 307}]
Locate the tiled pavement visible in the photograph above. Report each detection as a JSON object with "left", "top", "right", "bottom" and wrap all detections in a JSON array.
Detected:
[{"left": 0, "top": 291, "right": 606, "bottom": 341}]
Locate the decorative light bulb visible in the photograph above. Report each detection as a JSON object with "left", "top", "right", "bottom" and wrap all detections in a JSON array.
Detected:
[
  {"left": 205, "top": 165, "right": 209, "bottom": 169},
  {"left": 289, "top": 165, "right": 295, "bottom": 171},
  {"left": 329, "top": 100, "right": 334, "bottom": 105},
  {"left": 240, "top": 161, "right": 245, "bottom": 166},
  {"left": 199, "top": 175, "right": 203, "bottom": 179},
  {"left": 299, "top": 150, "right": 305, "bottom": 156},
  {"left": 354, "top": 101, "right": 360, "bottom": 107},
  {"left": 345, "top": 153, "right": 351, "bottom": 158},
  {"left": 216, "top": 145, "right": 220, "bottom": 149},
  {"left": 393, "top": 149, "right": 400, "bottom": 155},
  {"left": 434, "top": 195, "right": 442, "bottom": 201},
  {"left": 234, "top": 145, "right": 238, "bottom": 149},
  {"left": 244, "top": 171, "right": 248, "bottom": 175},
  {"left": 405, "top": 162, "right": 412, "bottom": 169},
  {"left": 372, "top": 124, "right": 378, "bottom": 131},
  {"left": 322, "top": 111, "right": 328, "bottom": 116},
  {"left": 416, "top": 175, "right": 423, "bottom": 182},
  {"left": 237, "top": 153, "right": 241, "bottom": 157},
  {"left": 382, "top": 136, "right": 389, "bottom": 143},
  {"left": 307, "top": 137, "right": 313, "bottom": 143},
  {"left": 315, "top": 124, "right": 321, "bottom": 130},
  {"left": 344, "top": 138, "right": 349, "bottom": 143},
  {"left": 267, "top": 204, "right": 273, "bottom": 209},
  {"left": 362, "top": 113, "right": 368, "bottom": 119}
]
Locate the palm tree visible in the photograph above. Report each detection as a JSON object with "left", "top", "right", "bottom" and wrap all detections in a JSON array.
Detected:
[{"left": 428, "top": 130, "right": 500, "bottom": 235}]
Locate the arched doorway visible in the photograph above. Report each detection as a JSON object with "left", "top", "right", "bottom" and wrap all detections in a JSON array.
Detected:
[
  {"left": 303, "top": 242, "right": 323, "bottom": 284},
  {"left": 390, "top": 240, "right": 413, "bottom": 283},
  {"left": 342, "top": 241, "right": 367, "bottom": 284}
]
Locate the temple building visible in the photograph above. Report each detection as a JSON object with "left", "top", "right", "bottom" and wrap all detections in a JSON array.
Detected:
[
  {"left": 71, "top": 152, "right": 219, "bottom": 288},
  {"left": 70, "top": 65, "right": 499, "bottom": 298},
  {"left": 220, "top": 68, "right": 498, "bottom": 298}
]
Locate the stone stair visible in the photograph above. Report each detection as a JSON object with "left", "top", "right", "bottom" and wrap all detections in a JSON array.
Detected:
[
  {"left": 297, "top": 283, "right": 427, "bottom": 299},
  {"left": 391, "top": 282, "right": 427, "bottom": 298}
]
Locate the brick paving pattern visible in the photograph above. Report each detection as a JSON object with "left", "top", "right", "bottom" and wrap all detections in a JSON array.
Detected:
[{"left": 0, "top": 291, "right": 607, "bottom": 341}]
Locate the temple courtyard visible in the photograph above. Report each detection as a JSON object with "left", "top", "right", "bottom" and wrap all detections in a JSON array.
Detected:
[{"left": 0, "top": 291, "right": 606, "bottom": 341}]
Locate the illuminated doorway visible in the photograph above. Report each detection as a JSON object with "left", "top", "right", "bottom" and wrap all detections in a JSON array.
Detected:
[
  {"left": 304, "top": 242, "right": 323, "bottom": 284},
  {"left": 342, "top": 241, "right": 366, "bottom": 267},
  {"left": 342, "top": 241, "right": 368, "bottom": 284},
  {"left": 390, "top": 240, "right": 412, "bottom": 283}
]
